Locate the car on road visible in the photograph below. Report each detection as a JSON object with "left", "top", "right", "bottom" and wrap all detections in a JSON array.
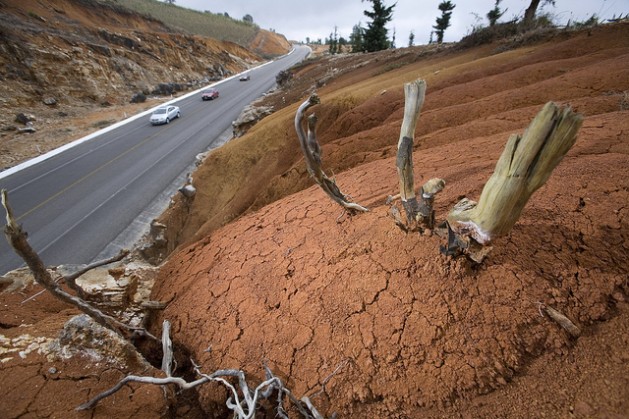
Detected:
[
  {"left": 201, "top": 88, "right": 219, "bottom": 100},
  {"left": 150, "top": 105, "right": 180, "bottom": 125},
  {"left": 239, "top": 74, "right": 251, "bottom": 81}
]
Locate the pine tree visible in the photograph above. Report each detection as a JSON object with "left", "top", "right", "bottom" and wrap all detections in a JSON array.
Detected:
[
  {"left": 523, "top": 0, "right": 555, "bottom": 26},
  {"left": 338, "top": 36, "right": 347, "bottom": 51},
  {"left": 350, "top": 23, "right": 365, "bottom": 53},
  {"left": 328, "top": 26, "right": 339, "bottom": 54},
  {"left": 408, "top": 30, "right": 415, "bottom": 47},
  {"left": 433, "top": 1, "right": 456, "bottom": 43},
  {"left": 487, "top": 0, "right": 506, "bottom": 26},
  {"left": 362, "top": 0, "right": 395, "bottom": 52}
]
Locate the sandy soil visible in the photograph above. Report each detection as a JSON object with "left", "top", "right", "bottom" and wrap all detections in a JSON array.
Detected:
[{"left": 1, "top": 20, "right": 628, "bottom": 419}]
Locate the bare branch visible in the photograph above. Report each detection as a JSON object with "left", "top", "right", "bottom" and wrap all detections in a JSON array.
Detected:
[
  {"left": 302, "top": 396, "right": 325, "bottom": 419},
  {"left": 295, "top": 94, "right": 368, "bottom": 213},
  {"left": 63, "top": 249, "right": 130, "bottom": 296},
  {"left": 1, "top": 189, "right": 156, "bottom": 342},
  {"left": 309, "top": 358, "right": 350, "bottom": 400},
  {"left": 80, "top": 357, "right": 330, "bottom": 418},
  {"left": 161, "top": 320, "right": 173, "bottom": 376},
  {"left": 77, "top": 374, "right": 211, "bottom": 411}
]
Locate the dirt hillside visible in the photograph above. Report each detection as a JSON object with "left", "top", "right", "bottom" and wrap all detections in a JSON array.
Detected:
[
  {"left": 0, "top": 0, "right": 287, "bottom": 170},
  {"left": 249, "top": 28, "right": 293, "bottom": 58},
  {"left": 149, "top": 22, "right": 629, "bottom": 417},
  {"left": 0, "top": 17, "right": 628, "bottom": 419}
]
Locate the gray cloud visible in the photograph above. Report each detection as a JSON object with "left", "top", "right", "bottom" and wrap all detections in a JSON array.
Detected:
[{"left": 176, "top": 0, "right": 628, "bottom": 46}]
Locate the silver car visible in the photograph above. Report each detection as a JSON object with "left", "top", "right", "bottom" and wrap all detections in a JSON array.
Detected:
[{"left": 150, "top": 105, "right": 181, "bottom": 125}]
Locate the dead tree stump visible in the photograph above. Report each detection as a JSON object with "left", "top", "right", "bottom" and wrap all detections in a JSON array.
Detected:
[
  {"left": 444, "top": 102, "right": 583, "bottom": 261},
  {"left": 390, "top": 79, "right": 445, "bottom": 232}
]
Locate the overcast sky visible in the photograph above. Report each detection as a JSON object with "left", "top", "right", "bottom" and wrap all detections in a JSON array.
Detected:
[{"left": 175, "top": 0, "right": 628, "bottom": 46}]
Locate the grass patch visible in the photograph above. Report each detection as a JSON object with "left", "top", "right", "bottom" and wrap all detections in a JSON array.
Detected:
[
  {"left": 330, "top": 93, "right": 361, "bottom": 112},
  {"left": 372, "top": 61, "right": 411, "bottom": 76},
  {"left": 92, "top": 120, "right": 115, "bottom": 129},
  {"left": 118, "top": 0, "right": 259, "bottom": 46}
]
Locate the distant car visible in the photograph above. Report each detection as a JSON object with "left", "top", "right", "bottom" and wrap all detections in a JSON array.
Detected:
[
  {"left": 201, "top": 88, "right": 219, "bottom": 100},
  {"left": 239, "top": 74, "right": 251, "bottom": 81},
  {"left": 150, "top": 105, "right": 180, "bottom": 125}
]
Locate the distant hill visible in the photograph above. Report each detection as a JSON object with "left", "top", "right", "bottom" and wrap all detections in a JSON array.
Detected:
[
  {"left": 119, "top": 0, "right": 291, "bottom": 57},
  {"left": 120, "top": 0, "right": 259, "bottom": 46}
]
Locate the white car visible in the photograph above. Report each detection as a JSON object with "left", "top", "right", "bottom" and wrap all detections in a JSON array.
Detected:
[{"left": 150, "top": 106, "right": 181, "bottom": 125}]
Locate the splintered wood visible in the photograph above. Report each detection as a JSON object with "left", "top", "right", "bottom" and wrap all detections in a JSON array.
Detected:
[
  {"left": 446, "top": 102, "right": 583, "bottom": 260},
  {"left": 392, "top": 79, "right": 445, "bottom": 232}
]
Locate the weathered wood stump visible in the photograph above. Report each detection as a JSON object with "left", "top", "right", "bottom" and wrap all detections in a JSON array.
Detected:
[
  {"left": 444, "top": 102, "right": 583, "bottom": 261},
  {"left": 390, "top": 79, "right": 445, "bottom": 232}
]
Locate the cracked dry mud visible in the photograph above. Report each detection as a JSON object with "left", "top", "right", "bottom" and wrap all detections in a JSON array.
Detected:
[
  {"left": 153, "top": 118, "right": 628, "bottom": 416},
  {"left": 1, "top": 21, "right": 629, "bottom": 419}
]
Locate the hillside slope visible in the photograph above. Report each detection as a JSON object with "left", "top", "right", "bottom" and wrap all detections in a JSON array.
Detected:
[
  {"left": 0, "top": 0, "right": 287, "bottom": 169},
  {"left": 149, "top": 22, "right": 629, "bottom": 417},
  {"left": 155, "top": 23, "right": 629, "bottom": 253},
  {"left": 0, "top": 21, "right": 627, "bottom": 419},
  {"left": 120, "top": 0, "right": 292, "bottom": 57}
]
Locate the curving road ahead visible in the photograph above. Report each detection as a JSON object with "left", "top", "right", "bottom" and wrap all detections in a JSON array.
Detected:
[{"left": 0, "top": 45, "right": 311, "bottom": 275}]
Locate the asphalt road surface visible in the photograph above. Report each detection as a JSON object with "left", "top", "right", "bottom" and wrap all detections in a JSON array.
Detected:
[{"left": 0, "top": 45, "right": 311, "bottom": 275}]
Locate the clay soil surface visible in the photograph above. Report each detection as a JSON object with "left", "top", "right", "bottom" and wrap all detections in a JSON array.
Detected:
[{"left": 1, "top": 23, "right": 629, "bottom": 418}]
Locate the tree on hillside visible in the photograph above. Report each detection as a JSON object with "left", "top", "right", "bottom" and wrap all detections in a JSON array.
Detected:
[
  {"left": 523, "top": 0, "right": 555, "bottom": 25},
  {"left": 328, "top": 26, "right": 339, "bottom": 54},
  {"left": 362, "top": 0, "right": 395, "bottom": 52},
  {"left": 487, "top": 0, "right": 506, "bottom": 26},
  {"left": 339, "top": 36, "right": 348, "bottom": 50},
  {"left": 408, "top": 30, "right": 415, "bottom": 47},
  {"left": 243, "top": 14, "right": 253, "bottom": 23},
  {"left": 350, "top": 23, "right": 365, "bottom": 52},
  {"left": 433, "top": 1, "right": 456, "bottom": 43},
  {"left": 164, "top": 0, "right": 175, "bottom": 4}
]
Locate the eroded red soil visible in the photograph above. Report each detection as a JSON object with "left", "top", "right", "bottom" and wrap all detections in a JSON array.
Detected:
[
  {"left": 1, "top": 19, "right": 628, "bottom": 419},
  {"left": 149, "top": 22, "right": 629, "bottom": 417}
]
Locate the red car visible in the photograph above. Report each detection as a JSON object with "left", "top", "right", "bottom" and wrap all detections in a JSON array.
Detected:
[{"left": 201, "top": 88, "right": 219, "bottom": 100}]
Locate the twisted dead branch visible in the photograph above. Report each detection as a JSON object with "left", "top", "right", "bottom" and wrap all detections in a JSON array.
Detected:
[
  {"left": 295, "top": 94, "right": 368, "bottom": 213},
  {"left": 79, "top": 320, "right": 331, "bottom": 418},
  {"left": 1, "top": 189, "right": 156, "bottom": 341},
  {"left": 444, "top": 102, "right": 583, "bottom": 261},
  {"left": 390, "top": 79, "right": 445, "bottom": 232}
]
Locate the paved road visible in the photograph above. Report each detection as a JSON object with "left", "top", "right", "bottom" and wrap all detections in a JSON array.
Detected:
[{"left": 0, "top": 45, "right": 310, "bottom": 275}]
